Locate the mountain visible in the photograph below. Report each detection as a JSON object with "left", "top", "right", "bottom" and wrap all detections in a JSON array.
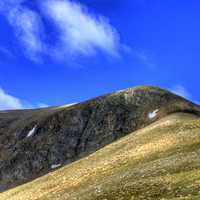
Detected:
[
  {"left": 2, "top": 112, "right": 200, "bottom": 200},
  {"left": 0, "top": 86, "right": 200, "bottom": 199}
]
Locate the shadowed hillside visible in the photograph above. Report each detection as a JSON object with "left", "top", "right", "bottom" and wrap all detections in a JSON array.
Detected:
[{"left": 0, "top": 86, "right": 200, "bottom": 193}]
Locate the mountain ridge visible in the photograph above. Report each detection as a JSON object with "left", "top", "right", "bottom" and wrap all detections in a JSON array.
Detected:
[
  {"left": 0, "top": 85, "right": 200, "bottom": 193},
  {"left": 1, "top": 112, "right": 200, "bottom": 200}
]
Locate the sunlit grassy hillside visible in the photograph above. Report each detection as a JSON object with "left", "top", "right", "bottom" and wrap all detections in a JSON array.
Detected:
[{"left": 1, "top": 112, "right": 200, "bottom": 200}]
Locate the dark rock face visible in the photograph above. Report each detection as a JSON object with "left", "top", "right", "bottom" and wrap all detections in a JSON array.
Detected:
[{"left": 0, "top": 86, "right": 200, "bottom": 191}]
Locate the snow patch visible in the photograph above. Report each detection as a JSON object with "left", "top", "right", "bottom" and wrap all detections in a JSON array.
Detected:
[
  {"left": 57, "top": 103, "right": 77, "bottom": 109},
  {"left": 51, "top": 164, "right": 61, "bottom": 169},
  {"left": 117, "top": 89, "right": 126, "bottom": 93},
  {"left": 26, "top": 126, "right": 37, "bottom": 138},
  {"left": 148, "top": 109, "right": 159, "bottom": 119}
]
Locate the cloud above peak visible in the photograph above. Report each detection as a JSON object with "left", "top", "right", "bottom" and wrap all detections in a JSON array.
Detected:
[
  {"left": 0, "top": 0, "right": 121, "bottom": 61},
  {"left": 42, "top": 0, "right": 120, "bottom": 57}
]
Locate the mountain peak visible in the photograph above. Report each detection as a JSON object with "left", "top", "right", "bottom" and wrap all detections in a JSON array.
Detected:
[{"left": 0, "top": 85, "right": 200, "bottom": 192}]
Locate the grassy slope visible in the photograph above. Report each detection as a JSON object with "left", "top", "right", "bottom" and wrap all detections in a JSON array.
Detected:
[{"left": 1, "top": 113, "right": 200, "bottom": 200}]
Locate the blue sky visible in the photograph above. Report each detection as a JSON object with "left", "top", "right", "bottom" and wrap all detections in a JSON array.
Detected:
[{"left": 0, "top": 0, "right": 199, "bottom": 110}]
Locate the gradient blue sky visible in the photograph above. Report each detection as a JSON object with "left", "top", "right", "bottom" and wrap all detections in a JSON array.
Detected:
[{"left": 0, "top": 0, "right": 199, "bottom": 110}]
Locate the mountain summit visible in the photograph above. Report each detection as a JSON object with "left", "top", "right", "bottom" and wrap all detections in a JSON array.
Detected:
[{"left": 0, "top": 86, "right": 200, "bottom": 198}]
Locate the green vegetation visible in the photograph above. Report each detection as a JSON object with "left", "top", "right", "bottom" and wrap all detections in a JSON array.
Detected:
[{"left": 1, "top": 113, "right": 200, "bottom": 200}]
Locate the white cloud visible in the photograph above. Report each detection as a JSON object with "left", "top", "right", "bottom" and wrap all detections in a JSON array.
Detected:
[
  {"left": 172, "top": 85, "right": 190, "bottom": 99},
  {"left": 42, "top": 0, "right": 120, "bottom": 57},
  {"left": 0, "top": 0, "right": 121, "bottom": 61},
  {"left": 0, "top": 87, "right": 49, "bottom": 110},
  {"left": 8, "top": 7, "right": 44, "bottom": 61},
  {"left": 0, "top": 0, "right": 45, "bottom": 61},
  {"left": 0, "top": 87, "right": 24, "bottom": 110}
]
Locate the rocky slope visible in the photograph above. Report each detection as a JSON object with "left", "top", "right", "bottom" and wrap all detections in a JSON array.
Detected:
[
  {"left": 1, "top": 112, "right": 200, "bottom": 200},
  {"left": 0, "top": 86, "right": 200, "bottom": 192}
]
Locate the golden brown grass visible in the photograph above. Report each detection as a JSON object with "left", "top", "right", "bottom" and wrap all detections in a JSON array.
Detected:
[{"left": 1, "top": 113, "right": 200, "bottom": 200}]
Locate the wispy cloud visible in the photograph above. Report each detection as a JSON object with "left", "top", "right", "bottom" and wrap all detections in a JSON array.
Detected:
[
  {"left": 11, "top": 8, "right": 44, "bottom": 61},
  {"left": 42, "top": 0, "right": 120, "bottom": 57},
  {"left": 0, "top": 87, "right": 49, "bottom": 110},
  {"left": 134, "top": 50, "right": 156, "bottom": 68},
  {"left": 0, "top": 87, "right": 24, "bottom": 110},
  {"left": 1, "top": 1, "right": 45, "bottom": 61},
  {"left": 0, "top": 0, "right": 121, "bottom": 62},
  {"left": 171, "top": 85, "right": 191, "bottom": 99}
]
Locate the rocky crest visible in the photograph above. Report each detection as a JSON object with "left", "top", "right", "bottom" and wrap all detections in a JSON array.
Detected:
[{"left": 0, "top": 86, "right": 200, "bottom": 191}]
